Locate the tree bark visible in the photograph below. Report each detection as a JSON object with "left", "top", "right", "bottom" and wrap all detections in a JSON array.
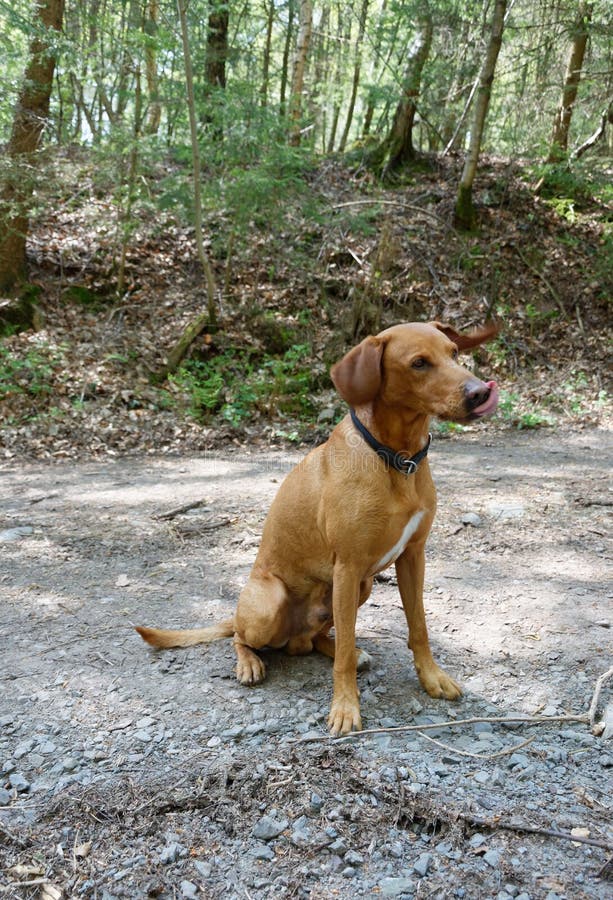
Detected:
[
  {"left": 0, "top": 0, "right": 65, "bottom": 292},
  {"left": 176, "top": 0, "right": 217, "bottom": 322},
  {"left": 546, "top": 1, "right": 593, "bottom": 163},
  {"left": 206, "top": 2, "right": 230, "bottom": 90},
  {"left": 380, "top": 13, "right": 433, "bottom": 177},
  {"left": 260, "top": 0, "right": 275, "bottom": 107},
  {"left": 338, "top": 0, "right": 369, "bottom": 152},
  {"left": 144, "top": 0, "right": 162, "bottom": 135},
  {"left": 454, "top": 0, "right": 507, "bottom": 230},
  {"left": 279, "top": 0, "right": 295, "bottom": 117},
  {"left": 289, "top": 0, "right": 313, "bottom": 145}
]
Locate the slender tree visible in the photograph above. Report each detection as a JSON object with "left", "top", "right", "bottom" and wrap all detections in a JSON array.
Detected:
[
  {"left": 454, "top": 0, "right": 507, "bottom": 230},
  {"left": 546, "top": 1, "right": 593, "bottom": 163},
  {"left": 379, "top": 10, "right": 433, "bottom": 177},
  {"left": 0, "top": 0, "right": 65, "bottom": 292},
  {"left": 176, "top": 0, "right": 216, "bottom": 320},
  {"left": 289, "top": 0, "right": 313, "bottom": 145},
  {"left": 338, "top": 0, "right": 370, "bottom": 151},
  {"left": 144, "top": 0, "right": 162, "bottom": 135}
]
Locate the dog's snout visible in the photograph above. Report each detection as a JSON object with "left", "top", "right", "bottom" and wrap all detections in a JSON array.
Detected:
[{"left": 464, "top": 380, "right": 491, "bottom": 412}]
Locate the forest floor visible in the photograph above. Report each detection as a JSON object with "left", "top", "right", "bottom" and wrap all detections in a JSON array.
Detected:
[{"left": 1, "top": 427, "right": 612, "bottom": 899}]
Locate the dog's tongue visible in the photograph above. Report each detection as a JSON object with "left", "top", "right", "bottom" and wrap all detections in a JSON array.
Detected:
[{"left": 473, "top": 381, "right": 499, "bottom": 417}]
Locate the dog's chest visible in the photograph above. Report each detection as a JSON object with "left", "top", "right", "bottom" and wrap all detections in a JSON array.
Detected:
[{"left": 370, "top": 510, "right": 424, "bottom": 575}]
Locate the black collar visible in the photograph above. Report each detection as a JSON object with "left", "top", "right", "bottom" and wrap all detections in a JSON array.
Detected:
[{"left": 350, "top": 408, "right": 431, "bottom": 476}]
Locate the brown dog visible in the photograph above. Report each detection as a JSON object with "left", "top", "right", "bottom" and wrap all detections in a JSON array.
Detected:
[{"left": 137, "top": 321, "right": 499, "bottom": 735}]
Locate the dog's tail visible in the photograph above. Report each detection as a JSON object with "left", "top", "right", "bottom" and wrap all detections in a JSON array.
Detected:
[{"left": 135, "top": 618, "right": 235, "bottom": 649}]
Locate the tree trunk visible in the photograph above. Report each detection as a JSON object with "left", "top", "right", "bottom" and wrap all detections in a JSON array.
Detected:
[
  {"left": 260, "top": 0, "right": 275, "bottom": 107},
  {"left": 176, "top": 0, "right": 217, "bottom": 323},
  {"left": 338, "top": 0, "right": 369, "bottom": 152},
  {"left": 379, "top": 14, "right": 433, "bottom": 177},
  {"left": 206, "top": 3, "right": 230, "bottom": 89},
  {"left": 454, "top": 0, "right": 507, "bottom": 230},
  {"left": 288, "top": 0, "right": 312, "bottom": 145},
  {"left": 0, "top": 0, "right": 65, "bottom": 293},
  {"left": 279, "top": 0, "right": 295, "bottom": 117},
  {"left": 546, "top": 1, "right": 593, "bottom": 163},
  {"left": 144, "top": 0, "right": 162, "bottom": 135}
]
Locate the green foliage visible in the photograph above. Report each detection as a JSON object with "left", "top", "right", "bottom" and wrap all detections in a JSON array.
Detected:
[
  {"left": 497, "top": 390, "right": 553, "bottom": 429},
  {"left": 169, "top": 343, "right": 316, "bottom": 427},
  {"left": 0, "top": 340, "right": 64, "bottom": 418}
]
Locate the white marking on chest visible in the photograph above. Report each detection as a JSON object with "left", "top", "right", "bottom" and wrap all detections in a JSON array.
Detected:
[{"left": 373, "top": 511, "right": 424, "bottom": 573}]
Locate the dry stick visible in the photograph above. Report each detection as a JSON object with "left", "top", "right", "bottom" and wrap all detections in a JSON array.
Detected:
[
  {"left": 417, "top": 731, "right": 536, "bottom": 761},
  {"left": 588, "top": 666, "right": 613, "bottom": 727},
  {"left": 464, "top": 814, "right": 613, "bottom": 853},
  {"left": 298, "top": 713, "right": 588, "bottom": 744},
  {"left": 330, "top": 199, "right": 442, "bottom": 222},
  {"left": 155, "top": 498, "right": 211, "bottom": 520}
]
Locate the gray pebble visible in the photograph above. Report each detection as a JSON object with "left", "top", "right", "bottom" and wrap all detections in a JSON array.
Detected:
[
  {"left": 193, "top": 860, "right": 212, "bottom": 877},
  {"left": 379, "top": 876, "right": 416, "bottom": 896},
  {"left": 8, "top": 773, "right": 30, "bottom": 792},
  {"left": 251, "top": 814, "right": 288, "bottom": 841},
  {"left": 483, "top": 849, "right": 501, "bottom": 868},
  {"left": 344, "top": 849, "right": 364, "bottom": 866},
  {"left": 413, "top": 852, "right": 433, "bottom": 877},
  {"left": 0, "top": 787, "right": 12, "bottom": 804},
  {"left": 160, "top": 841, "right": 184, "bottom": 864},
  {"left": 251, "top": 844, "right": 275, "bottom": 861},
  {"left": 180, "top": 881, "right": 198, "bottom": 899}
]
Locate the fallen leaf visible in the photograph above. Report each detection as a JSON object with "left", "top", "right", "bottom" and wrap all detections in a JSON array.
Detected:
[{"left": 74, "top": 841, "right": 92, "bottom": 858}]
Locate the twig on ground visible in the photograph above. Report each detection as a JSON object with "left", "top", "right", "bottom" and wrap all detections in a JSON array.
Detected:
[
  {"left": 297, "top": 713, "right": 589, "bottom": 743},
  {"left": 588, "top": 666, "right": 613, "bottom": 727},
  {"left": 155, "top": 498, "right": 211, "bottom": 520},
  {"left": 464, "top": 813, "right": 613, "bottom": 852},
  {"left": 417, "top": 731, "right": 536, "bottom": 760}
]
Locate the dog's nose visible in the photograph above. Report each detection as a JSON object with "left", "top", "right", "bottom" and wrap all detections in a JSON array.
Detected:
[{"left": 464, "top": 380, "right": 491, "bottom": 412}]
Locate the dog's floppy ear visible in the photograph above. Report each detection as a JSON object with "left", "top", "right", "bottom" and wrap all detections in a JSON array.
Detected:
[
  {"left": 331, "top": 336, "right": 384, "bottom": 406},
  {"left": 431, "top": 320, "right": 499, "bottom": 351}
]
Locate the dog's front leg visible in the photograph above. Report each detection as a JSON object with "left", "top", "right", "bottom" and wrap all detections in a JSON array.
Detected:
[
  {"left": 327, "top": 562, "right": 362, "bottom": 735},
  {"left": 396, "top": 543, "right": 462, "bottom": 700}
]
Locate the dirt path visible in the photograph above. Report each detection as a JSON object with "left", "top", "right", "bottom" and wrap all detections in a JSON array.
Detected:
[{"left": 1, "top": 426, "right": 612, "bottom": 899}]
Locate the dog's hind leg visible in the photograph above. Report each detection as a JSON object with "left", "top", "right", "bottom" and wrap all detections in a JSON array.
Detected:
[{"left": 233, "top": 572, "right": 291, "bottom": 685}]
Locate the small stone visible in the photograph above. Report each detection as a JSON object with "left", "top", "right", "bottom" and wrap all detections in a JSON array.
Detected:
[
  {"left": 413, "top": 852, "right": 433, "bottom": 877},
  {"left": 180, "top": 881, "right": 198, "bottom": 899},
  {"left": 193, "top": 861, "right": 212, "bottom": 877},
  {"left": 328, "top": 838, "right": 348, "bottom": 853},
  {"left": 8, "top": 773, "right": 30, "bottom": 793},
  {"left": 461, "top": 512, "right": 482, "bottom": 527},
  {"left": 251, "top": 814, "right": 288, "bottom": 841},
  {"left": 310, "top": 792, "right": 324, "bottom": 812},
  {"left": 251, "top": 844, "right": 275, "bottom": 861},
  {"left": 0, "top": 787, "right": 12, "bottom": 804},
  {"left": 13, "top": 739, "right": 36, "bottom": 759},
  {"left": 134, "top": 730, "right": 152, "bottom": 742},
  {"left": 342, "top": 867, "right": 356, "bottom": 878},
  {"left": 484, "top": 849, "right": 501, "bottom": 868},
  {"left": 344, "top": 850, "right": 364, "bottom": 866},
  {"left": 62, "top": 757, "right": 79, "bottom": 772},
  {"left": 379, "top": 876, "right": 416, "bottom": 896},
  {"left": 0, "top": 526, "right": 34, "bottom": 542},
  {"left": 469, "top": 834, "right": 486, "bottom": 848},
  {"left": 504, "top": 886, "right": 519, "bottom": 898},
  {"left": 160, "top": 842, "right": 184, "bottom": 864}
]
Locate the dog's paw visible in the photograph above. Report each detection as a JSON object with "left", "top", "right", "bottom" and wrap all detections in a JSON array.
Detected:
[
  {"left": 419, "top": 664, "right": 462, "bottom": 700},
  {"left": 327, "top": 696, "right": 362, "bottom": 736},
  {"left": 236, "top": 653, "right": 266, "bottom": 686},
  {"left": 356, "top": 648, "right": 372, "bottom": 671}
]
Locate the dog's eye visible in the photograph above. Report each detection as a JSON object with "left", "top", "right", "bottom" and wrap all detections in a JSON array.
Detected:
[{"left": 412, "top": 357, "right": 428, "bottom": 369}]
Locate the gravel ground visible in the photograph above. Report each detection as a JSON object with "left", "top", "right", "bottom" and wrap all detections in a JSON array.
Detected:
[{"left": 1, "top": 425, "right": 612, "bottom": 899}]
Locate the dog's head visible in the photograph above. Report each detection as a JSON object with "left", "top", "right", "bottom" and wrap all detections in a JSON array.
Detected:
[{"left": 330, "top": 321, "right": 499, "bottom": 423}]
